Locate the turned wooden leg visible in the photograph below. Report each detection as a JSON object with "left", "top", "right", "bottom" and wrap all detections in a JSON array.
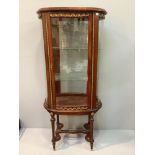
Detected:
[
  {"left": 57, "top": 114, "right": 59, "bottom": 126},
  {"left": 50, "top": 113, "right": 56, "bottom": 150},
  {"left": 85, "top": 115, "right": 90, "bottom": 142},
  {"left": 56, "top": 114, "right": 63, "bottom": 129},
  {"left": 90, "top": 112, "right": 94, "bottom": 150},
  {"left": 84, "top": 115, "right": 90, "bottom": 130},
  {"left": 55, "top": 114, "right": 62, "bottom": 142}
]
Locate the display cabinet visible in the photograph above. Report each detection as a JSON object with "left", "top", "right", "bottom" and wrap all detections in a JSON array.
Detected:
[{"left": 37, "top": 7, "right": 107, "bottom": 150}]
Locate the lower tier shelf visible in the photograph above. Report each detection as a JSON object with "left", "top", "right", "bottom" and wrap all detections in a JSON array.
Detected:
[{"left": 44, "top": 95, "right": 102, "bottom": 115}]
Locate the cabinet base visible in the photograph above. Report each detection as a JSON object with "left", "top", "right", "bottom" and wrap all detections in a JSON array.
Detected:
[
  {"left": 44, "top": 98, "right": 102, "bottom": 150},
  {"left": 50, "top": 113, "right": 95, "bottom": 150}
]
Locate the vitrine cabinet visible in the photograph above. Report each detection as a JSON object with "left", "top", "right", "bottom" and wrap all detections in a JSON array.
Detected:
[{"left": 37, "top": 7, "right": 107, "bottom": 150}]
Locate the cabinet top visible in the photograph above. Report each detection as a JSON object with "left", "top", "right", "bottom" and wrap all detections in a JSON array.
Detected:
[{"left": 37, "top": 7, "right": 107, "bottom": 19}]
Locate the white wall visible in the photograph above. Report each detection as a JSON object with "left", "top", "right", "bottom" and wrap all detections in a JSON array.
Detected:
[{"left": 19, "top": 0, "right": 134, "bottom": 129}]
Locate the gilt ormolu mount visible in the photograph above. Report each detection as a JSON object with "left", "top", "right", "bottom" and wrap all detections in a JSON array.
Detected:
[{"left": 37, "top": 7, "right": 107, "bottom": 150}]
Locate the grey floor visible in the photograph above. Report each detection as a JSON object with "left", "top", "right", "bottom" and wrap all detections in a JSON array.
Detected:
[{"left": 19, "top": 128, "right": 134, "bottom": 155}]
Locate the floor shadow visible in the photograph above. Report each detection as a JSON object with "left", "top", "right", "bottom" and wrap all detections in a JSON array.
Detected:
[
  {"left": 57, "top": 130, "right": 134, "bottom": 150},
  {"left": 93, "top": 130, "right": 135, "bottom": 151},
  {"left": 57, "top": 133, "right": 86, "bottom": 150},
  {"left": 19, "top": 128, "right": 26, "bottom": 140}
]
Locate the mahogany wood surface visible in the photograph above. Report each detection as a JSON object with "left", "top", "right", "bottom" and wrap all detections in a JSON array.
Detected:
[
  {"left": 87, "top": 14, "right": 93, "bottom": 109},
  {"left": 92, "top": 13, "right": 99, "bottom": 109},
  {"left": 46, "top": 12, "right": 57, "bottom": 109},
  {"left": 37, "top": 7, "right": 107, "bottom": 14},
  {"left": 56, "top": 96, "right": 87, "bottom": 106},
  {"left": 41, "top": 13, "right": 52, "bottom": 109}
]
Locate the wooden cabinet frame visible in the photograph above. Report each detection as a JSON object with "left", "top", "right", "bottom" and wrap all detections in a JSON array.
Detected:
[{"left": 37, "top": 7, "right": 107, "bottom": 150}]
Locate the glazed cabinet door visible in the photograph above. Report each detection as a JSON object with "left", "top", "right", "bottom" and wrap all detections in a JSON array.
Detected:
[
  {"left": 51, "top": 17, "right": 88, "bottom": 95},
  {"left": 41, "top": 12, "right": 99, "bottom": 109},
  {"left": 49, "top": 15, "right": 91, "bottom": 108}
]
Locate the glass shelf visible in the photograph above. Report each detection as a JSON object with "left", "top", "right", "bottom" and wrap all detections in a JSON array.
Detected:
[
  {"left": 53, "top": 47, "right": 88, "bottom": 50},
  {"left": 55, "top": 72, "right": 87, "bottom": 81}
]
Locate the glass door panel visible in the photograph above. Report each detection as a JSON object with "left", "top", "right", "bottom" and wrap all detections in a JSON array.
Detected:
[{"left": 51, "top": 17, "right": 88, "bottom": 95}]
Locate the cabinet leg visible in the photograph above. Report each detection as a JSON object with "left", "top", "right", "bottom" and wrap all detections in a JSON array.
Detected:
[
  {"left": 50, "top": 113, "right": 56, "bottom": 150},
  {"left": 57, "top": 114, "right": 59, "bottom": 125},
  {"left": 85, "top": 115, "right": 90, "bottom": 142},
  {"left": 84, "top": 115, "right": 90, "bottom": 130},
  {"left": 55, "top": 114, "right": 61, "bottom": 141},
  {"left": 90, "top": 112, "right": 94, "bottom": 150},
  {"left": 56, "top": 114, "right": 63, "bottom": 129}
]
